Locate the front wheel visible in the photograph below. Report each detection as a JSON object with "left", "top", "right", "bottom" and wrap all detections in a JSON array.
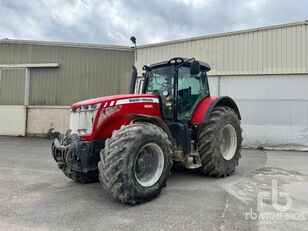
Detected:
[
  {"left": 98, "top": 122, "right": 173, "bottom": 205},
  {"left": 198, "top": 106, "right": 242, "bottom": 177}
]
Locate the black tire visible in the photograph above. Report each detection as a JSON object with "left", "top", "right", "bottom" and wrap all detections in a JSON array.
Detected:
[
  {"left": 198, "top": 106, "right": 242, "bottom": 177},
  {"left": 98, "top": 122, "right": 173, "bottom": 205}
]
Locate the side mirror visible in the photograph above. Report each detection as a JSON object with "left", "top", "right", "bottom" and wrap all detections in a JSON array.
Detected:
[{"left": 190, "top": 61, "right": 200, "bottom": 75}]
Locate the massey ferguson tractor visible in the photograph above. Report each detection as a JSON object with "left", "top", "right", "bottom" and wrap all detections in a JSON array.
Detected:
[{"left": 52, "top": 57, "right": 242, "bottom": 205}]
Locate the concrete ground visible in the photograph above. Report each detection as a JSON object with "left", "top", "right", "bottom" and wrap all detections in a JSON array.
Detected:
[{"left": 0, "top": 137, "right": 307, "bottom": 231}]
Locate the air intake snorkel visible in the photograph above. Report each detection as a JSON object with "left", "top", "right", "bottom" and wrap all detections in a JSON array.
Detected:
[{"left": 129, "top": 65, "right": 137, "bottom": 94}]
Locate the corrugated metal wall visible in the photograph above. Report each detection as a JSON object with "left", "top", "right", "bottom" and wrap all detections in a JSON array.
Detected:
[
  {"left": 0, "top": 42, "right": 134, "bottom": 105},
  {"left": 208, "top": 74, "right": 308, "bottom": 150},
  {"left": 136, "top": 22, "right": 308, "bottom": 75},
  {"left": 0, "top": 68, "right": 26, "bottom": 105},
  {"left": 135, "top": 21, "right": 308, "bottom": 150}
]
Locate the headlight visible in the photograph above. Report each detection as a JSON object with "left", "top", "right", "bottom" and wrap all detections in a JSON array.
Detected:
[
  {"left": 90, "top": 104, "right": 98, "bottom": 110},
  {"left": 76, "top": 103, "right": 101, "bottom": 112}
]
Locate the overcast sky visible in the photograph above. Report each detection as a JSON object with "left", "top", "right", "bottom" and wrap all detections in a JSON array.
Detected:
[{"left": 0, "top": 0, "right": 307, "bottom": 46}]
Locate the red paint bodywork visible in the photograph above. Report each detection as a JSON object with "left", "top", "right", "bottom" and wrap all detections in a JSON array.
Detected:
[
  {"left": 74, "top": 93, "right": 219, "bottom": 141},
  {"left": 75, "top": 94, "right": 161, "bottom": 141},
  {"left": 191, "top": 96, "right": 218, "bottom": 124},
  {"left": 72, "top": 94, "right": 154, "bottom": 110}
]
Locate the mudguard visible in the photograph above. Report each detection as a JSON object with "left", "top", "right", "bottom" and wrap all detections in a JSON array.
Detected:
[
  {"left": 126, "top": 114, "right": 173, "bottom": 142},
  {"left": 191, "top": 96, "right": 241, "bottom": 124}
]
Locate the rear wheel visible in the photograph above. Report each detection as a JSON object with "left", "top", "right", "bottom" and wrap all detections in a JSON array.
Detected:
[
  {"left": 98, "top": 122, "right": 173, "bottom": 205},
  {"left": 198, "top": 106, "right": 242, "bottom": 177}
]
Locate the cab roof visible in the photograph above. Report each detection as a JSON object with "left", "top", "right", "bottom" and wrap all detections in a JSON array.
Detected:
[{"left": 144, "top": 57, "right": 211, "bottom": 72}]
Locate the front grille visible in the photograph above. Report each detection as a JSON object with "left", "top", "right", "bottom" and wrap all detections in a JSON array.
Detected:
[{"left": 69, "top": 109, "right": 98, "bottom": 135}]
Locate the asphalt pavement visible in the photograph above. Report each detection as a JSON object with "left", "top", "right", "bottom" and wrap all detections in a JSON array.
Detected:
[{"left": 0, "top": 137, "right": 307, "bottom": 231}]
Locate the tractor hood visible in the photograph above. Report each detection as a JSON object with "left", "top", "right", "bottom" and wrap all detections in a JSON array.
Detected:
[{"left": 71, "top": 94, "right": 159, "bottom": 110}]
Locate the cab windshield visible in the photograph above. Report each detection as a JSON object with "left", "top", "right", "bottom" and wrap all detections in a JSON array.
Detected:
[
  {"left": 145, "top": 65, "right": 174, "bottom": 95},
  {"left": 144, "top": 64, "right": 209, "bottom": 120}
]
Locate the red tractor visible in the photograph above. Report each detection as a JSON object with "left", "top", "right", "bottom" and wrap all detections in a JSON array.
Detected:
[{"left": 52, "top": 57, "right": 242, "bottom": 204}]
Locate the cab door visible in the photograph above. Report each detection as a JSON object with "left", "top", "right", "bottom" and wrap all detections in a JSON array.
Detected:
[{"left": 177, "top": 66, "right": 209, "bottom": 120}]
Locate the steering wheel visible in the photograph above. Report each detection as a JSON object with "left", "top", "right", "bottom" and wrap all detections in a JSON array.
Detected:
[
  {"left": 152, "top": 89, "right": 161, "bottom": 95},
  {"left": 178, "top": 87, "right": 192, "bottom": 112},
  {"left": 162, "top": 82, "right": 174, "bottom": 89}
]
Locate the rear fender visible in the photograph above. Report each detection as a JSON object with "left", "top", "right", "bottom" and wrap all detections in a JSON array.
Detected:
[{"left": 191, "top": 96, "right": 241, "bottom": 124}]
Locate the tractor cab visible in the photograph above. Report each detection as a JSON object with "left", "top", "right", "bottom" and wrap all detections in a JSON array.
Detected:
[{"left": 141, "top": 57, "right": 211, "bottom": 121}]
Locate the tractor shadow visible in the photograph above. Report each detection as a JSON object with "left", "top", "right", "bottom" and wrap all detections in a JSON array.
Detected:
[
  {"left": 169, "top": 163, "right": 218, "bottom": 182},
  {"left": 72, "top": 164, "right": 217, "bottom": 207}
]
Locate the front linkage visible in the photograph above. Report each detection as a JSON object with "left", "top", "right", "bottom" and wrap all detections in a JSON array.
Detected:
[{"left": 51, "top": 130, "right": 103, "bottom": 183}]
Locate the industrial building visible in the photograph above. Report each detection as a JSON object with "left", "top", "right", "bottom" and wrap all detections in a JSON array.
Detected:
[
  {"left": 136, "top": 21, "right": 308, "bottom": 150},
  {"left": 0, "top": 40, "right": 134, "bottom": 135},
  {"left": 0, "top": 21, "right": 307, "bottom": 150}
]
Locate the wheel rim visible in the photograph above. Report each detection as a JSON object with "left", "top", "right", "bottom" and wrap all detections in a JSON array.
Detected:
[
  {"left": 220, "top": 124, "right": 237, "bottom": 160},
  {"left": 134, "top": 143, "right": 165, "bottom": 187}
]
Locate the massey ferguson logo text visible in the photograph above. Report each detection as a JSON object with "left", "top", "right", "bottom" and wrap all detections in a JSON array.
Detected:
[
  {"left": 115, "top": 98, "right": 159, "bottom": 105},
  {"left": 129, "top": 98, "right": 154, "bottom": 103}
]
